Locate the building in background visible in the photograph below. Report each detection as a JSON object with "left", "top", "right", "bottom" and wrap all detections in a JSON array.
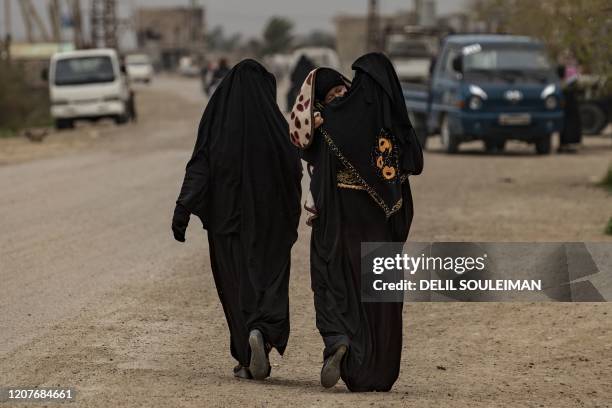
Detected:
[
  {"left": 135, "top": 6, "right": 205, "bottom": 71},
  {"left": 334, "top": 3, "right": 473, "bottom": 74},
  {"left": 334, "top": 14, "right": 398, "bottom": 74}
]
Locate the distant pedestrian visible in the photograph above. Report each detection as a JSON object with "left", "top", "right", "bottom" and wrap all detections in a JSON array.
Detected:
[
  {"left": 559, "top": 68, "right": 582, "bottom": 153},
  {"left": 199, "top": 62, "right": 209, "bottom": 94},
  {"left": 172, "top": 60, "right": 302, "bottom": 380},
  {"left": 127, "top": 90, "right": 137, "bottom": 123},
  {"left": 206, "top": 58, "right": 231, "bottom": 96},
  {"left": 286, "top": 55, "right": 316, "bottom": 111}
]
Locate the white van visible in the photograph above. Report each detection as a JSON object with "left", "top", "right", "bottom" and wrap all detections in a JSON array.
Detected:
[
  {"left": 48, "top": 48, "right": 131, "bottom": 129},
  {"left": 125, "top": 53, "right": 154, "bottom": 83}
]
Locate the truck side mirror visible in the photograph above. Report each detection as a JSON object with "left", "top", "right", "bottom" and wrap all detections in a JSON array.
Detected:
[
  {"left": 556, "top": 65, "right": 565, "bottom": 79},
  {"left": 452, "top": 55, "right": 463, "bottom": 73},
  {"left": 41, "top": 68, "right": 49, "bottom": 82}
]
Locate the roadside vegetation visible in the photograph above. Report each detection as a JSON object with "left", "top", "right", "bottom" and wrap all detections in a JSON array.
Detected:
[
  {"left": 600, "top": 163, "right": 612, "bottom": 192},
  {"left": 471, "top": 0, "right": 612, "bottom": 93},
  {"left": 599, "top": 164, "right": 612, "bottom": 235},
  {"left": 0, "top": 63, "right": 51, "bottom": 136}
]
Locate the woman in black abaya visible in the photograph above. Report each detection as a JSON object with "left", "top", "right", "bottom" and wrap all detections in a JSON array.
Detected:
[
  {"left": 289, "top": 54, "right": 423, "bottom": 392},
  {"left": 172, "top": 59, "right": 302, "bottom": 380},
  {"left": 287, "top": 55, "right": 317, "bottom": 111}
]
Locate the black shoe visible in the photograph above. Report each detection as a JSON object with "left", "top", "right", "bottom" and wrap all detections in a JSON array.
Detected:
[
  {"left": 321, "top": 345, "right": 347, "bottom": 388},
  {"left": 233, "top": 364, "right": 252, "bottom": 379},
  {"left": 248, "top": 329, "right": 270, "bottom": 380}
]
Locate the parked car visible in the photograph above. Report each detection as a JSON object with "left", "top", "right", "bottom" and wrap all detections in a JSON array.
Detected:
[
  {"left": 177, "top": 56, "right": 201, "bottom": 77},
  {"left": 404, "top": 34, "right": 565, "bottom": 154},
  {"left": 46, "top": 48, "right": 132, "bottom": 129},
  {"left": 125, "top": 53, "right": 154, "bottom": 84}
]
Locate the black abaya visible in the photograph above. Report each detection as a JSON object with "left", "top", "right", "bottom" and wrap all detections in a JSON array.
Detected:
[
  {"left": 174, "top": 59, "right": 302, "bottom": 367},
  {"left": 560, "top": 84, "right": 582, "bottom": 145},
  {"left": 287, "top": 55, "right": 316, "bottom": 111},
  {"left": 208, "top": 233, "right": 292, "bottom": 366},
  {"left": 295, "top": 53, "right": 423, "bottom": 392}
]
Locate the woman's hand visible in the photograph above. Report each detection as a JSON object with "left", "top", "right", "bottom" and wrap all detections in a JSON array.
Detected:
[
  {"left": 172, "top": 204, "right": 190, "bottom": 242},
  {"left": 314, "top": 112, "right": 324, "bottom": 129}
]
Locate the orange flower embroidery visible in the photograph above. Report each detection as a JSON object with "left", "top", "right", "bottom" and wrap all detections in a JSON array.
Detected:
[
  {"left": 378, "top": 137, "right": 392, "bottom": 153},
  {"left": 376, "top": 156, "right": 384, "bottom": 169},
  {"left": 382, "top": 166, "right": 396, "bottom": 180}
]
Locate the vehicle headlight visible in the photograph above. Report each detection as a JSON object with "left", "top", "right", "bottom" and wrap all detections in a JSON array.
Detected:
[
  {"left": 545, "top": 95, "right": 557, "bottom": 110},
  {"left": 468, "top": 96, "right": 483, "bottom": 110}
]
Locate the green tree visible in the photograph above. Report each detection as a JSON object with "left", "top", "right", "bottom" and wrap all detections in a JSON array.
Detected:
[
  {"left": 207, "top": 26, "right": 243, "bottom": 51},
  {"left": 470, "top": 0, "right": 612, "bottom": 91},
  {"left": 298, "top": 30, "right": 336, "bottom": 49},
  {"left": 261, "top": 17, "right": 294, "bottom": 55}
]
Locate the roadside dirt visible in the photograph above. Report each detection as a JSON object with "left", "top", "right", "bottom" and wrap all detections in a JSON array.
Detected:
[{"left": 1, "top": 76, "right": 610, "bottom": 407}]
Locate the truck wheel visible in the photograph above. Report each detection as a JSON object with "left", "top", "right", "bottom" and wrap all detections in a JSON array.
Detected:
[
  {"left": 440, "top": 115, "right": 459, "bottom": 154},
  {"left": 55, "top": 119, "right": 74, "bottom": 130},
  {"left": 579, "top": 103, "right": 607, "bottom": 135},
  {"left": 535, "top": 134, "right": 552, "bottom": 155},
  {"left": 484, "top": 139, "right": 506, "bottom": 153},
  {"left": 114, "top": 114, "right": 129, "bottom": 125}
]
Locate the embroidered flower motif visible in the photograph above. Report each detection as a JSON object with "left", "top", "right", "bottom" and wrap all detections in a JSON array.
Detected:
[
  {"left": 371, "top": 128, "right": 399, "bottom": 182},
  {"left": 378, "top": 137, "right": 392, "bottom": 153},
  {"left": 382, "top": 166, "right": 396, "bottom": 180}
]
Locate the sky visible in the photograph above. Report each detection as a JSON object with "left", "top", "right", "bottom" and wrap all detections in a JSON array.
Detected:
[{"left": 1, "top": 0, "right": 468, "bottom": 41}]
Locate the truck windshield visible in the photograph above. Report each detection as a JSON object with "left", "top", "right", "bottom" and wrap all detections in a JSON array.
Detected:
[
  {"left": 464, "top": 46, "right": 552, "bottom": 72},
  {"left": 54, "top": 56, "right": 115, "bottom": 86}
]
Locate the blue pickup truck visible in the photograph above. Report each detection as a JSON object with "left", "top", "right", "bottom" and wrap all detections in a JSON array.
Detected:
[{"left": 404, "top": 34, "right": 564, "bottom": 154}]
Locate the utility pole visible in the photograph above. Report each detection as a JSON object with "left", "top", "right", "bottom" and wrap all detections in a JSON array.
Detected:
[
  {"left": 366, "top": 0, "right": 381, "bottom": 52},
  {"left": 189, "top": 0, "right": 196, "bottom": 54},
  {"left": 2, "top": 0, "right": 11, "bottom": 61},
  {"left": 4, "top": 0, "right": 11, "bottom": 40},
  {"left": 24, "top": 0, "right": 52, "bottom": 41},
  {"left": 91, "top": 0, "right": 117, "bottom": 49},
  {"left": 68, "top": 0, "right": 84, "bottom": 48},
  {"left": 48, "top": 0, "right": 62, "bottom": 42},
  {"left": 18, "top": 0, "right": 52, "bottom": 42},
  {"left": 18, "top": 0, "right": 34, "bottom": 42}
]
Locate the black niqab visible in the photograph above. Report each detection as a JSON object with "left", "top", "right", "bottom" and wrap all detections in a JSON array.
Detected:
[
  {"left": 315, "top": 68, "right": 345, "bottom": 102},
  {"left": 175, "top": 59, "right": 302, "bottom": 364},
  {"left": 302, "top": 53, "right": 423, "bottom": 392},
  {"left": 177, "top": 59, "right": 302, "bottom": 275},
  {"left": 317, "top": 52, "right": 423, "bottom": 217}
]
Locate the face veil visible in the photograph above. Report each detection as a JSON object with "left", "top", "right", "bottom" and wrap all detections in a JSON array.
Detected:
[{"left": 290, "top": 53, "right": 424, "bottom": 218}]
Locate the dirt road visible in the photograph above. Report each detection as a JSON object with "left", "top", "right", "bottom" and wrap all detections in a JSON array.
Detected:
[{"left": 1, "top": 76, "right": 611, "bottom": 407}]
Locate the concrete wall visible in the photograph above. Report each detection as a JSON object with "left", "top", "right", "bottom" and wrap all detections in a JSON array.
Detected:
[
  {"left": 135, "top": 7, "right": 206, "bottom": 70},
  {"left": 334, "top": 13, "right": 413, "bottom": 75}
]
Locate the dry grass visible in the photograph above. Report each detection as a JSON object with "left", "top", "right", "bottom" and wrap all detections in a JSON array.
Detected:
[{"left": 0, "top": 62, "right": 51, "bottom": 135}]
